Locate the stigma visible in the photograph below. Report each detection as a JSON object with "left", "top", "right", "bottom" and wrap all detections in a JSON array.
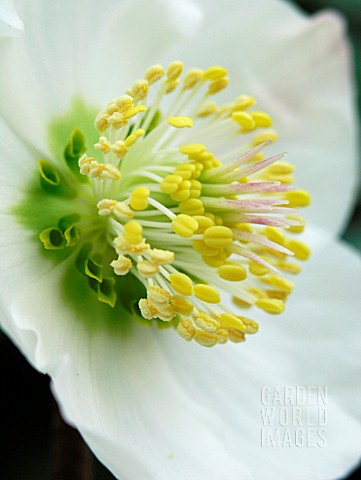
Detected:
[{"left": 37, "top": 61, "right": 310, "bottom": 347}]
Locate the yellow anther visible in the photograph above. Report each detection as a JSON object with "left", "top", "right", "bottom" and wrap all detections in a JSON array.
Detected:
[
  {"left": 124, "top": 105, "right": 147, "bottom": 119},
  {"left": 203, "top": 66, "right": 228, "bottom": 81},
  {"left": 177, "top": 318, "right": 196, "bottom": 341},
  {"left": 167, "top": 116, "right": 194, "bottom": 128},
  {"left": 89, "top": 163, "right": 121, "bottom": 180},
  {"left": 207, "top": 77, "right": 229, "bottom": 95},
  {"left": 148, "top": 285, "right": 172, "bottom": 306},
  {"left": 264, "top": 226, "right": 285, "bottom": 245},
  {"left": 149, "top": 248, "right": 174, "bottom": 265},
  {"left": 160, "top": 174, "right": 183, "bottom": 194},
  {"left": 180, "top": 144, "right": 206, "bottom": 156},
  {"left": 97, "top": 199, "right": 117, "bottom": 216},
  {"left": 251, "top": 111, "right": 272, "bottom": 128},
  {"left": 232, "top": 111, "right": 256, "bottom": 130},
  {"left": 218, "top": 264, "right": 247, "bottom": 282},
  {"left": 130, "top": 186, "right": 150, "bottom": 211},
  {"left": 106, "top": 103, "right": 119, "bottom": 115},
  {"left": 111, "top": 140, "right": 128, "bottom": 158},
  {"left": 276, "top": 261, "right": 301, "bottom": 274},
  {"left": 235, "top": 223, "right": 253, "bottom": 233},
  {"left": 172, "top": 295, "right": 194, "bottom": 315},
  {"left": 123, "top": 220, "right": 143, "bottom": 245},
  {"left": 171, "top": 190, "right": 190, "bottom": 202},
  {"left": 179, "top": 198, "right": 205, "bottom": 216},
  {"left": 183, "top": 68, "right": 203, "bottom": 89},
  {"left": 94, "top": 112, "right": 109, "bottom": 131},
  {"left": 194, "top": 311, "right": 220, "bottom": 333},
  {"left": 130, "top": 79, "right": 149, "bottom": 101},
  {"left": 137, "top": 260, "right": 159, "bottom": 278},
  {"left": 233, "top": 95, "right": 256, "bottom": 111},
  {"left": 267, "top": 161, "right": 295, "bottom": 175},
  {"left": 125, "top": 128, "right": 145, "bottom": 147},
  {"left": 217, "top": 329, "right": 229, "bottom": 344},
  {"left": 107, "top": 112, "right": 127, "bottom": 129},
  {"left": 249, "top": 152, "right": 264, "bottom": 163},
  {"left": 78, "top": 155, "right": 95, "bottom": 175},
  {"left": 232, "top": 297, "right": 252, "bottom": 309},
  {"left": 114, "top": 95, "right": 134, "bottom": 112},
  {"left": 172, "top": 214, "right": 198, "bottom": 238},
  {"left": 284, "top": 190, "right": 310, "bottom": 208},
  {"left": 241, "top": 317, "right": 259, "bottom": 334},
  {"left": 286, "top": 215, "right": 305, "bottom": 234},
  {"left": 265, "top": 290, "right": 288, "bottom": 301},
  {"left": 197, "top": 102, "right": 218, "bottom": 117},
  {"left": 169, "top": 273, "right": 193, "bottom": 296},
  {"left": 167, "top": 61, "right": 183, "bottom": 81},
  {"left": 138, "top": 299, "right": 158, "bottom": 319},
  {"left": 256, "top": 298, "right": 285, "bottom": 314},
  {"left": 175, "top": 163, "right": 196, "bottom": 180},
  {"left": 113, "top": 202, "right": 134, "bottom": 219},
  {"left": 192, "top": 240, "right": 220, "bottom": 257},
  {"left": 110, "top": 255, "right": 132, "bottom": 276},
  {"left": 228, "top": 328, "right": 246, "bottom": 343},
  {"left": 194, "top": 330, "right": 218, "bottom": 347},
  {"left": 189, "top": 179, "right": 202, "bottom": 198},
  {"left": 203, "top": 226, "right": 233, "bottom": 248},
  {"left": 94, "top": 136, "right": 112, "bottom": 154},
  {"left": 284, "top": 239, "right": 310, "bottom": 260},
  {"left": 220, "top": 313, "right": 246, "bottom": 332},
  {"left": 165, "top": 79, "right": 180, "bottom": 94},
  {"left": 193, "top": 215, "right": 214, "bottom": 234},
  {"left": 202, "top": 251, "right": 228, "bottom": 267},
  {"left": 265, "top": 275, "right": 295, "bottom": 293},
  {"left": 113, "top": 237, "right": 149, "bottom": 255},
  {"left": 193, "top": 284, "right": 220, "bottom": 304},
  {"left": 145, "top": 64, "right": 165, "bottom": 85},
  {"left": 249, "top": 260, "right": 269, "bottom": 276},
  {"left": 252, "top": 130, "right": 278, "bottom": 145}
]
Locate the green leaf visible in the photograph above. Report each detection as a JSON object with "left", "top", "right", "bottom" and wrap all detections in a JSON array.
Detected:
[
  {"left": 58, "top": 213, "right": 81, "bottom": 231},
  {"left": 76, "top": 243, "right": 103, "bottom": 282},
  {"left": 38, "top": 160, "right": 61, "bottom": 190},
  {"left": 39, "top": 227, "right": 66, "bottom": 250},
  {"left": 64, "top": 225, "right": 79, "bottom": 247},
  {"left": 64, "top": 128, "right": 88, "bottom": 182},
  {"left": 97, "top": 277, "right": 117, "bottom": 308}
]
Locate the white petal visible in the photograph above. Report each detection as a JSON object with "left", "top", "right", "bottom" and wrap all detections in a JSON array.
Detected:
[
  {"left": 157, "top": 226, "right": 361, "bottom": 479},
  {"left": 0, "top": 0, "right": 202, "bottom": 153},
  {"left": 2, "top": 256, "right": 250, "bottom": 479},
  {"left": 177, "top": 0, "right": 358, "bottom": 235},
  {"left": 0, "top": 0, "right": 23, "bottom": 37}
]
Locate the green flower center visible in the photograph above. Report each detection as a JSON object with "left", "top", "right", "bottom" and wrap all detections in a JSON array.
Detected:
[{"left": 13, "top": 62, "right": 310, "bottom": 347}]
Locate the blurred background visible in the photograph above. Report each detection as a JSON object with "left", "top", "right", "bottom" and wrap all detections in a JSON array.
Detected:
[{"left": 1, "top": 0, "right": 360, "bottom": 478}]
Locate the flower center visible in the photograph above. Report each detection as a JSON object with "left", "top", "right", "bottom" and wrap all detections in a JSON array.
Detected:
[{"left": 20, "top": 61, "right": 311, "bottom": 347}]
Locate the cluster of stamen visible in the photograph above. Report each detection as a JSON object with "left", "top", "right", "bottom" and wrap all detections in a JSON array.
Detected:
[{"left": 37, "top": 61, "right": 310, "bottom": 347}]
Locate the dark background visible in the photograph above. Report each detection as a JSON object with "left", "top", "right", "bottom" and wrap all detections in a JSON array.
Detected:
[{"left": 1, "top": 0, "right": 360, "bottom": 478}]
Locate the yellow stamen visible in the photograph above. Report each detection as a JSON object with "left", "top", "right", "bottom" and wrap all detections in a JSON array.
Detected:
[
  {"left": 145, "top": 64, "right": 165, "bottom": 85},
  {"left": 130, "top": 187, "right": 150, "bottom": 211},
  {"left": 169, "top": 273, "right": 193, "bottom": 296},
  {"left": 218, "top": 264, "right": 247, "bottom": 281},
  {"left": 193, "top": 284, "right": 221, "bottom": 303},
  {"left": 172, "top": 214, "right": 198, "bottom": 238},
  {"left": 123, "top": 220, "right": 143, "bottom": 245},
  {"left": 203, "top": 226, "right": 233, "bottom": 248},
  {"left": 256, "top": 298, "right": 284, "bottom": 314},
  {"left": 168, "top": 116, "right": 194, "bottom": 128}
]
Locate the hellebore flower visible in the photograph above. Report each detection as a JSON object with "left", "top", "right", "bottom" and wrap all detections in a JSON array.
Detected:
[{"left": 0, "top": 0, "right": 360, "bottom": 479}]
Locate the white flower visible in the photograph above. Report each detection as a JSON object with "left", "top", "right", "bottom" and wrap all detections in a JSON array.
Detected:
[{"left": 0, "top": 0, "right": 360, "bottom": 479}]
